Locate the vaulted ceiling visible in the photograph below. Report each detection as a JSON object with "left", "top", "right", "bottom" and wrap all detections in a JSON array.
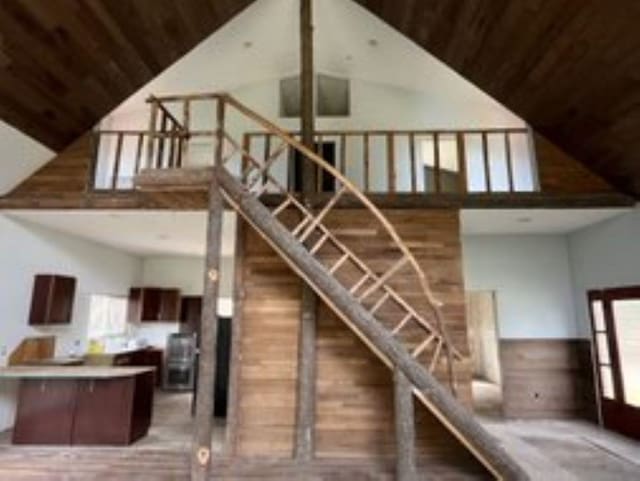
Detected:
[
  {"left": 0, "top": 0, "right": 638, "bottom": 196},
  {"left": 354, "top": 0, "right": 640, "bottom": 197},
  {"left": 0, "top": 0, "right": 252, "bottom": 150}
]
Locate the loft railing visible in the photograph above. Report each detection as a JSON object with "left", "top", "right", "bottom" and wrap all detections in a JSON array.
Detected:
[
  {"left": 90, "top": 99, "right": 537, "bottom": 194},
  {"left": 90, "top": 96, "right": 188, "bottom": 191},
  {"left": 244, "top": 128, "right": 536, "bottom": 195}
]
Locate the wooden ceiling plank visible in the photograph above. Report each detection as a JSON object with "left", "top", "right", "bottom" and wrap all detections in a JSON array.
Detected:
[{"left": 355, "top": 0, "right": 640, "bottom": 196}]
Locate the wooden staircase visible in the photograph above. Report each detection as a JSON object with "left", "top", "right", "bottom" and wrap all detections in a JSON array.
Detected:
[{"left": 131, "top": 93, "right": 528, "bottom": 480}]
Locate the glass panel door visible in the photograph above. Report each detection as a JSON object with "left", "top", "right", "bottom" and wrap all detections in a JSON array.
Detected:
[
  {"left": 611, "top": 299, "right": 640, "bottom": 407},
  {"left": 590, "top": 299, "right": 615, "bottom": 399},
  {"left": 589, "top": 287, "right": 640, "bottom": 440}
]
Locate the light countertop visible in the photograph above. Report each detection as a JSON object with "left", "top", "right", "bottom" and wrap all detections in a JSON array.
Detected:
[{"left": 0, "top": 366, "right": 155, "bottom": 379}]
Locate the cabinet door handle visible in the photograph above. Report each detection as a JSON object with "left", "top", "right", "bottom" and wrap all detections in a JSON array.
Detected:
[
  {"left": 88, "top": 380, "right": 95, "bottom": 393},
  {"left": 40, "top": 380, "right": 46, "bottom": 392}
]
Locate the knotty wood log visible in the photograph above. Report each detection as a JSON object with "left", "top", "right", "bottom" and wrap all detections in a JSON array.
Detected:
[
  {"left": 191, "top": 100, "right": 225, "bottom": 481},
  {"left": 294, "top": 0, "right": 317, "bottom": 463},
  {"left": 216, "top": 165, "right": 528, "bottom": 481},
  {"left": 394, "top": 369, "right": 417, "bottom": 481}
]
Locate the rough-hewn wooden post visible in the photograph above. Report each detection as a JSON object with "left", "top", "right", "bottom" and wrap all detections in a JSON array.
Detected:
[
  {"left": 394, "top": 369, "right": 417, "bottom": 481},
  {"left": 191, "top": 98, "right": 225, "bottom": 481},
  {"left": 294, "top": 0, "right": 317, "bottom": 463}
]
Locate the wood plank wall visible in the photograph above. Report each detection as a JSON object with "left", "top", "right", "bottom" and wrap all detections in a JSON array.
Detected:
[
  {"left": 9, "top": 133, "right": 92, "bottom": 199},
  {"left": 234, "top": 212, "right": 301, "bottom": 457},
  {"left": 234, "top": 208, "right": 483, "bottom": 472},
  {"left": 534, "top": 134, "right": 615, "bottom": 194},
  {"left": 500, "top": 339, "right": 597, "bottom": 420}
]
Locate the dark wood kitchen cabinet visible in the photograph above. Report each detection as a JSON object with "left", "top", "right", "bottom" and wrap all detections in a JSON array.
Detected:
[
  {"left": 28, "top": 274, "right": 76, "bottom": 325},
  {"left": 72, "top": 373, "right": 154, "bottom": 445},
  {"left": 11, "top": 369, "right": 154, "bottom": 446},
  {"left": 127, "top": 287, "right": 181, "bottom": 322},
  {"left": 12, "top": 378, "right": 76, "bottom": 444},
  {"left": 179, "top": 296, "right": 202, "bottom": 338}
]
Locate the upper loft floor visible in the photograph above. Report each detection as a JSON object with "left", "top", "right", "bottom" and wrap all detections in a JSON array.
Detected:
[{"left": 0, "top": 92, "right": 633, "bottom": 211}]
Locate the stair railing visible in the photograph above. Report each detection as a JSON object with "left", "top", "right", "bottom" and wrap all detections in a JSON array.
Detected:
[{"left": 144, "top": 92, "right": 464, "bottom": 394}]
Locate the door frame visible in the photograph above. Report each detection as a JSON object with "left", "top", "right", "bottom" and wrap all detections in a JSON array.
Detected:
[{"left": 588, "top": 286, "right": 640, "bottom": 439}]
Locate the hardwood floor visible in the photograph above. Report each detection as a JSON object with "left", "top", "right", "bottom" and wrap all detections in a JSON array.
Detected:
[{"left": 0, "top": 390, "right": 638, "bottom": 480}]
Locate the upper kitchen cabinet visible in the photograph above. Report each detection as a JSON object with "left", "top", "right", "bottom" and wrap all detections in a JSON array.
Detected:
[
  {"left": 128, "top": 288, "right": 181, "bottom": 322},
  {"left": 28, "top": 275, "right": 77, "bottom": 325}
]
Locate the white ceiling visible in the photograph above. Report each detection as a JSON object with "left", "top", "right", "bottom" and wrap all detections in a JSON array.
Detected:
[
  {"left": 112, "top": 0, "right": 522, "bottom": 126},
  {"left": 461, "top": 209, "right": 629, "bottom": 235},
  {"left": 7, "top": 210, "right": 237, "bottom": 258},
  {"left": 5, "top": 208, "right": 629, "bottom": 258}
]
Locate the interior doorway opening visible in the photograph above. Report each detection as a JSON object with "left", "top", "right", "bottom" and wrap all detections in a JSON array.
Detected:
[{"left": 466, "top": 290, "right": 503, "bottom": 417}]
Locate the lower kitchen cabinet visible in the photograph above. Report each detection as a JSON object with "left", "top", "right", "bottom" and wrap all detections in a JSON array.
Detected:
[
  {"left": 12, "top": 370, "right": 154, "bottom": 446},
  {"left": 12, "top": 379, "right": 76, "bottom": 444}
]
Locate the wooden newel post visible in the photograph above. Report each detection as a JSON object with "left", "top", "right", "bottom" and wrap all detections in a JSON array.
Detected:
[
  {"left": 394, "top": 368, "right": 417, "bottom": 481},
  {"left": 191, "top": 97, "right": 226, "bottom": 481}
]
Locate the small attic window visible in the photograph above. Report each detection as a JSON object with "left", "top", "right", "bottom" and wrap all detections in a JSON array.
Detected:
[{"left": 280, "top": 74, "right": 350, "bottom": 118}]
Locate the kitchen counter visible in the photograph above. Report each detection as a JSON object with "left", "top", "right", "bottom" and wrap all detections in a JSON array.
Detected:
[
  {"left": 0, "top": 366, "right": 154, "bottom": 379},
  {"left": 9, "top": 366, "right": 155, "bottom": 446}
]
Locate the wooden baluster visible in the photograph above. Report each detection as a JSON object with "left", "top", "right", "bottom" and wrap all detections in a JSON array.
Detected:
[
  {"left": 134, "top": 133, "right": 144, "bottom": 176},
  {"left": 412, "top": 333, "right": 436, "bottom": 357},
  {"left": 111, "top": 133, "right": 124, "bottom": 190},
  {"left": 482, "top": 132, "right": 491, "bottom": 192},
  {"left": 387, "top": 133, "right": 396, "bottom": 193},
  {"left": 391, "top": 313, "right": 413, "bottom": 335},
  {"left": 88, "top": 131, "right": 101, "bottom": 191},
  {"left": 339, "top": 134, "right": 346, "bottom": 176},
  {"left": 429, "top": 340, "right": 444, "bottom": 373},
  {"left": 456, "top": 133, "right": 467, "bottom": 194},
  {"left": 505, "top": 132, "right": 514, "bottom": 192},
  {"left": 156, "top": 112, "right": 167, "bottom": 168},
  {"left": 146, "top": 101, "right": 158, "bottom": 169},
  {"left": 433, "top": 133, "right": 441, "bottom": 193},
  {"left": 363, "top": 133, "right": 370, "bottom": 192},
  {"left": 329, "top": 253, "right": 350, "bottom": 274},
  {"left": 242, "top": 134, "right": 252, "bottom": 184},
  {"left": 263, "top": 134, "right": 271, "bottom": 187},
  {"left": 358, "top": 256, "right": 409, "bottom": 301},
  {"left": 309, "top": 232, "right": 330, "bottom": 255},
  {"left": 298, "top": 185, "right": 347, "bottom": 242},
  {"left": 316, "top": 134, "right": 323, "bottom": 192},
  {"left": 168, "top": 126, "right": 176, "bottom": 168},
  {"left": 182, "top": 99, "right": 190, "bottom": 167},
  {"left": 409, "top": 132, "right": 416, "bottom": 193},
  {"left": 368, "top": 292, "right": 390, "bottom": 316}
]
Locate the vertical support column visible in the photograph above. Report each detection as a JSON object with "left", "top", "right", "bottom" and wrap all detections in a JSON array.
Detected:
[
  {"left": 394, "top": 369, "right": 417, "bottom": 481},
  {"left": 191, "top": 98, "right": 225, "bottom": 481},
  {"left": 294, "top": 0, "right": 317, "bottom": 464}
]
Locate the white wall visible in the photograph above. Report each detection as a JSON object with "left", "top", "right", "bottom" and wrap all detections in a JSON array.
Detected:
[
  {"left": 0, "top": 121, "right": 53, "bottom": 195},
  {"left": 462, "top": 235, "right": 577, "bottom": 339},
  {"left": 568, "top": 207, "right": 640, "bottom": 338},
  {"left": 0, "top": 215, "right": 141, "bottom": 430}
]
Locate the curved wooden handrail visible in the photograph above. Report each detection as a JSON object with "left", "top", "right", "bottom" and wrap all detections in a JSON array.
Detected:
[{"left": 220, "top": 93, "right": 459, "bottom": 376}]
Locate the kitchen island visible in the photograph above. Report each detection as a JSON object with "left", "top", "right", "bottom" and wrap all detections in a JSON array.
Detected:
[{"left": 0, "top": 366, "right": 155, "bottom": 445}]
